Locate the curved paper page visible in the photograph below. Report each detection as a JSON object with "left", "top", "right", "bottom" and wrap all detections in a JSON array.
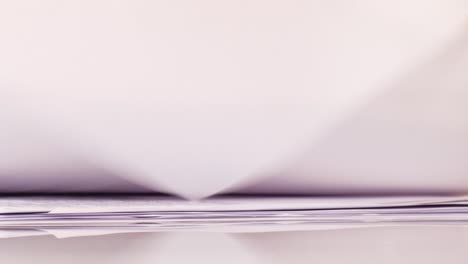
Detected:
[
  {"left": 0, "top": 0, "right": 467, "bottom": 198},
  {"left": 226, "top": 28, "right": 468, "bottom": 196}
]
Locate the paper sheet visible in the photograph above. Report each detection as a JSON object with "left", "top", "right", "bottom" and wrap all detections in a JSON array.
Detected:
[
  {"left": 2, "top": 195, "right": 468, "bottom": 238},
  {"left": 1, "top": 0, "right": 468, "bottom": 238},
  {"left": 0, "top": 0, "right": 467, "bottom": 198}
]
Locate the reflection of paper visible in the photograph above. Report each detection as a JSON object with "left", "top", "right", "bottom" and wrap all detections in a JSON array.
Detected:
[
  {"left": 3, "top": 227, "right": 468, "bottom": 264},
  {"left": 41, "top": 228, "right": 151, "bottom": 239},
  {"left": 0, "top": 229, "right": 48, "bottom": 238}
]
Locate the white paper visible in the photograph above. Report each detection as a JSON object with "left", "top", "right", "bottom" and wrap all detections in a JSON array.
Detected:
[
  {"left": 2, "top": 195, "right": 468, "bottom": 238},
  {"left": 0, "top": 0, "right": 467, "bottom": 198},
  {"left": 1, "top": 0, "right": 468, "bottom": 239},
  {"left": 0, "top": 195, "right": 465, "bottom": 214}
]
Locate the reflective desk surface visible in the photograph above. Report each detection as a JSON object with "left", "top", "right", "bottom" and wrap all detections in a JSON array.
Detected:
[{"left": 1, "top": 226, "right": 467, "bottom": 264}]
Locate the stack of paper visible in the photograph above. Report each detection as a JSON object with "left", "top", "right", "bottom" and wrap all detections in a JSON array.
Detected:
[
  {"left": 1, "top": 0, "right": 468, "bottom": 239},
  {"left": 2, "top": 195, "right": 468, "bottom": 238}
]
